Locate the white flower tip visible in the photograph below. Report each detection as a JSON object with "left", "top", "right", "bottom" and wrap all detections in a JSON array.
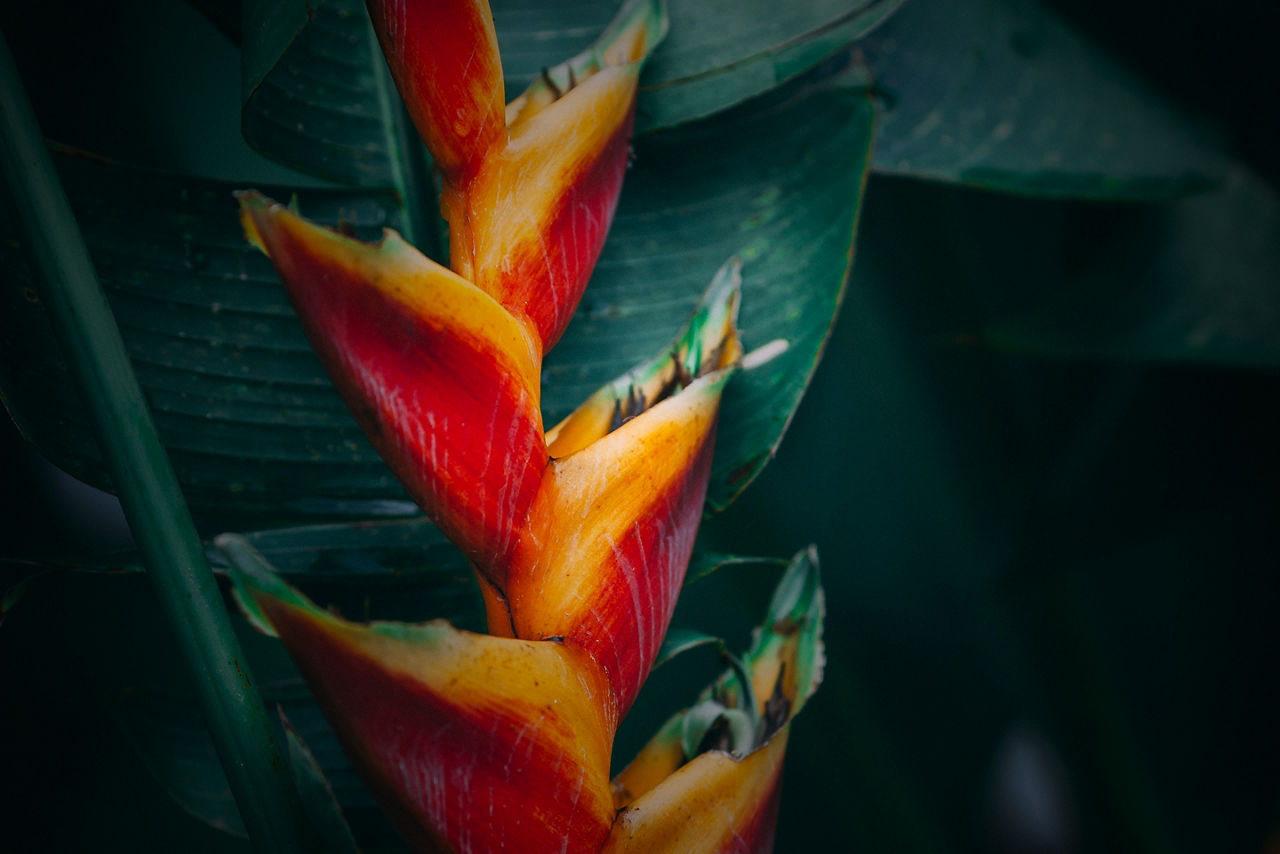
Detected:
[{"left": 741, "top": 338, "right": 789, "bottom": 371}]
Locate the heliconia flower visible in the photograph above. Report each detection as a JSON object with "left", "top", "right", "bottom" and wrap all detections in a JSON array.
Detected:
[
  {"left": 240, "top": 0, "right": 689, "bottom": 716},
  {"left": 222, "top": 536, "right": 822, "bottom": 854},
  {"left": 238, "top": 190, "right": 741, "bottom": 716},
  {"left": 606, "top": 547, "right": 826, "bottom": 853},
  {"left": 368, "top": 0, "right": 668, "bottom": 351}
]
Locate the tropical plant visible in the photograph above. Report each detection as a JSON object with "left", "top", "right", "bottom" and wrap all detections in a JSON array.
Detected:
[{"left": 1, "top": 0, "right": 1276, "bottom": 852}]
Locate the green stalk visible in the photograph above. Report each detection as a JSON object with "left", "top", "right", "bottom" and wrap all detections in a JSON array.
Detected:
[{"left": 0, "top": 30, "right": 305, "bottom": 853}]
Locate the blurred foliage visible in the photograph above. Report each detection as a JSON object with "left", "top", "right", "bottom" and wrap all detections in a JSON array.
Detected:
[{"left": 2, "top": 0, "right": 1278, "bottom": 852}]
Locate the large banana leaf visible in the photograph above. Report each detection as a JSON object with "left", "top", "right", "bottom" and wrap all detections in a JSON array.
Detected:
[
  {"left": 861, "top": 0, "right": 1228, "bottom": 199},
  {"left": 0, "top": 73, "right": 873, "bottom": 523},
  {"left": 241, "top": 0, "right": 429, "bottom": 216},
  {"left": 628, "top": 0, "right": 901, "bottom": 132}
]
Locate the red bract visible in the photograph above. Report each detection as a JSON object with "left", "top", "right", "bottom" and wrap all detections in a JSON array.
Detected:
[
  {"left": 238, "top": 196, "right": 545, "bottom": 574},
  {"left": 365, "top": 0, "right": 505, "bottom": 188}
]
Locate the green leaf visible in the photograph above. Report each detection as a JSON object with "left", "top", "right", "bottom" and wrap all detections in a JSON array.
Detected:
[
  {"left": 1, "top": 71, "right": 873, "bottom": 521},
  {"left": 654, "top": 628, "right": 726, "bottom": 669},
  {"left": 243, "top": 0, "right": 393, "bottom": 189},
  {"left": 638, "top": 0, "right": 901, "bottom": 132},
  {"left": 185, "top": 0, "right": 243, "bottom": 45},
  {"left": 210, "top": 517, "right": 463, "bottom": 576},
  {"left": 280, "top": 708, "right": 363, "bottom": 854},
  {"left": 862, "top": 0, "right": 1228, "bottom": 199},
  {"left": 684, "top": 549, "right": 789, "bottom": 586},
  {"left": 241, "top": 0, "right": 437, "bottom": 247},
  {"left": 494, "top": 0, "right": 902, "bottom": 133},
  {"left": 982, "top": 166, "right": 1280, "bottom": 366}
]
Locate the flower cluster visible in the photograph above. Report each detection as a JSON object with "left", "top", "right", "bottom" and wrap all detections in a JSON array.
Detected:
[{"left": 226, "top": 1, "right": 824, "bottom": 851}]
